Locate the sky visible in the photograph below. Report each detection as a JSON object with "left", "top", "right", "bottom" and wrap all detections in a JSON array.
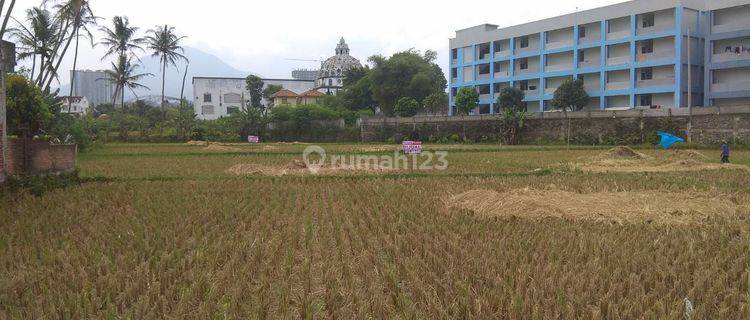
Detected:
[{"left": 7, "top": 0, "right": 629, "bottom": 89}]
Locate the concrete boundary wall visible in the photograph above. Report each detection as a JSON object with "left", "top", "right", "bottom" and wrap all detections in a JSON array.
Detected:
[
  {"left": 6, "top": 139, "right": 77, "bottom": 177},
  {"left": 361, "top": 106, "right": 750, "bottom": 144}
]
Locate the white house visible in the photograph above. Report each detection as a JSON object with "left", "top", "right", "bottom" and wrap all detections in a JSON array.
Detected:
[
  {"left": 192, "top": 77, "right": 315, "bottom": 120},
  {"left": 60, "top": 96, "right": 90, "bottom": 115}
]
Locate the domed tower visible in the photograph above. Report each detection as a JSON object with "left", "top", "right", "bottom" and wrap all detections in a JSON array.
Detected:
[{"left": 315, "top": 38, "right": 362, "bottom": 95}]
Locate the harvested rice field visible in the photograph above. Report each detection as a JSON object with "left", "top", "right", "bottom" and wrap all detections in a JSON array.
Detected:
[{"left": 2, "top": 143, "right": 750, "bottom": 319}]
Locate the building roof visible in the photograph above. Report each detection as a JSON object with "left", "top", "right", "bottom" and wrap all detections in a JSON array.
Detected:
[
  {"left": 300, "top": 89, "right": 324, "bottom": 97},
  {"left": 319, "top": 38, "right": 362, "bottom": 79},
  {"left": 272, "top": 89, "right": 299, "bottom": 98}
]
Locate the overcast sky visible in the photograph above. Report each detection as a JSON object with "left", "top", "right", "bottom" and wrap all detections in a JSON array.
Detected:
[{"left": 7, "top": 0, "right": 628, "bottom": 88}]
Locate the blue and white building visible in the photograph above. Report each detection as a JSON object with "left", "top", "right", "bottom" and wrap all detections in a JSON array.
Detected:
[{"left": 448, "top": 0, "right": 750, "bottom": 115}]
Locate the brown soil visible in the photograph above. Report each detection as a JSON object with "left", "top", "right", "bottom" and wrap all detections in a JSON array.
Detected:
[
  {"left": 226, "top": 160, "right": 395, "bottom": 176},
  {"left": 574, "top": 147, "right": 748, "bottom": 173},
  {"left": 446, "top": 188, "right": 748, "bottom": 225}
]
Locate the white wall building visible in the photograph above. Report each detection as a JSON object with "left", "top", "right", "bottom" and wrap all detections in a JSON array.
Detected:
[
  {"left": 60, "top": 96, "right": 90, "bottom": 115},
  {"left": 192, "top": 77, "right": 315, "bottom": 120}
]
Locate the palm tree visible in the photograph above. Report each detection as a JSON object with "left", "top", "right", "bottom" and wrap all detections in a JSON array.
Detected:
[
  {"left": 101, "top": 54, "right": 152, "bottom": 109},
  {"left": 9, "top": 7, "right": 58, "bottom": 82},
  {"left": 39, "top": 0, "right": 97, "bottom": 92},
  {"left": 144, "top": 24, "right": 188, "bottom": 111},
  {"left": 98, "top": 16, "right": 144, "bottom": 61}
]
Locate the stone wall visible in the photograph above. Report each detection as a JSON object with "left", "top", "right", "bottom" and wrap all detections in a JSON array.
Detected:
[
  {"left": 361, "top": 106, "right": 750, "bottom": 145},
  {"left": 6, "top": 138, "right": 77, "bottom": 177}
]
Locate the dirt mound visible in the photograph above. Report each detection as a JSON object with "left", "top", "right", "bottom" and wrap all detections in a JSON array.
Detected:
[
  {"left": 599, "top": 146, "right": 649, "bottom": 160},
  {"left": 186, "top": 140, "right": 207, "bottom": 146},
  {"left": 204, "top": 143, "right": 241, "bottom": 152},
  {"left": 446, "top": 188, "right": 747, "bottom": 225},
  {"left": 285, "top": 160, "right": 308, "bottom": 169},
  {"left": 668, "top": 149, "right": 708, "bottom": 161}
]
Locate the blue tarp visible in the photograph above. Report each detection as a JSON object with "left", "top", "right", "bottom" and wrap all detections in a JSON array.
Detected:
[{"left": 657, "top": 131, "right": 685, "bottom": 149}]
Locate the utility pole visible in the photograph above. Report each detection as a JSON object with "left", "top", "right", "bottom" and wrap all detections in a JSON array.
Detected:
[{"left": 692, "top": 26, "right": 693, "bottom": 144}]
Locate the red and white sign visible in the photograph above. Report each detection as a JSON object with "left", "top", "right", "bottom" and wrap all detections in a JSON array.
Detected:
[
  {"left": 247, "top": 135, "right": 260, "bottom": 143},
  {"left": 402, "top": 141, "right": 423, "bottom": 154}
]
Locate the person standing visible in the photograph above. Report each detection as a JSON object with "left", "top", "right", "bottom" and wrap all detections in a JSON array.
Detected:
[{"left": 721, "top": 141, "right": 730, "bottom": 164}]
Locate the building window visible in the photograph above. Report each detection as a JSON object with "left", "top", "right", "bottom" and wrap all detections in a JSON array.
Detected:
[
  {"left": 203, "top": 93, "right": 212, "bottom": 103},
  {"left": 328, "top": 79, "right": 333, "bottom": 86},
  {"left": 201, "top": 105, "right": 214, "bottom": 115},
  {"left": 282, "top": 97, "right": 288, "bottom": 104},
  {"left": 519, "top": 80, "right": 529, "bottom": 91},
  {"left": 227, "top": 106, "right": 240, "bottom": 114},
  {"left": 224, "top": 93, "right": 241, "bottom": 104},
  {"left": 640, "top": 94, "right": 653, "bottom": 106},
  {"left": 451, "top": 68, "right": 457, "bottom": 79},
  {"left": 641, "top": 40, "right": 654, "bottom": 54},
  {"left": 451, "top": 87, "right": 457, "bottom": 97},
  {"left": 642, "top": 13, "right": 655, "bottom": 28},
  {"left": 519, "top": 58, "right": 529, "bottom": 70},
  {"left": 519, "top": 36, "right": 529, "bottom": 48},
  {"left": 578, "top": 51, "right": 585, "bottom": 62},
  {"left": 579, "top": 26, "right": 586, "bottom": 38},
  {"left": 451, "top": 49, "right": 458, "bottom": 60},
  {"left": 641, "top": 68, "right": 653, "bottom": 80}
]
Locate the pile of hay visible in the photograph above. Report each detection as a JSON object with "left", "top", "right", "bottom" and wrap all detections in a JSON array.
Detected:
[
  {"left": 446, "top": 187, "right": 747, "bottom": 225},
  {"left": 186, "top": 140, "right": 208, "bottom": 146},
  {"left": 574, "top": 147, "right": 748, "bottom": 173}
]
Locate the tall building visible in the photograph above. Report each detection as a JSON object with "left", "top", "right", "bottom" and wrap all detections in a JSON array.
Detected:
[
  {"left": 314, "top": 38, "right": 362, "bottom": 95},
  {"left": 192, "top": 77, "right": 315, "bottom": 120},
  {"left": 70, "top": 70, "right": 119, "bottom": 108},
  {"left": 448, "top": 0, "right": 750, "bottom": 115}
]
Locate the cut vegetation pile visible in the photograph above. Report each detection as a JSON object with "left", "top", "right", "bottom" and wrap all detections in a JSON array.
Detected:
[
  {"left": 574, "top": 147, "right": 748, "bottom": 173},
  {"left": 204, "top": 143, "right": 242, "bottom": 152},
  {"left": 447, "top": 187, "right": 748, "bottom": 225}
]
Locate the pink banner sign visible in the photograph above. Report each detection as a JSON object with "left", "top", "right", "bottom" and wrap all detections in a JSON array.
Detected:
[{"left": 402, "top": 141, "right": 423, "bottom": 154}]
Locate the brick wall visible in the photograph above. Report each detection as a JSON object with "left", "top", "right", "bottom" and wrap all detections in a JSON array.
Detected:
[
  {"left": 361, "top": 106, "right": 750, "bottom": 145},
  {"left": 0, "top": 122, "right": 4, "bottom": 183},
  {"left": 5, "top": 138, "right": 77, "bottom": 176}
]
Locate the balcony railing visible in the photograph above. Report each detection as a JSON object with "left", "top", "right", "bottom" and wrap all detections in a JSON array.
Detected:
[
  {"left": 712, "top": 52, "right": 750, "bottom": 63},
  {"left": 515, "top": 68, "right": 535, "bottom": 75},
  {"left": 478, "top": 53, "right": 491, "bottom": 61},
  {"left": 579, "top": 35, "right": 601, "bottom": 45},
  {"left": 607, "top": 56, "right": 630, "bottom": 65},
  {"left": 711, "top": 81, "right": 750, "bottom": 92},
  {"left": 451, "top": 59, "right": 458, "bottom": 65},
  {"left": 606, "top": 81, "right": 629, "bottom": 90},
  {"left": 494, "top": 71, "right": 510, "bottom": 78},
  {"left": 607, "top": 30, "right": 630, "bottom": 41},
  {"left": 584, "top": 84, "right": 600, "bottom": 93},
  {"left": 477, "top": 73, "right": 491, "bottom": 80},
  {"left": 522, "top": 89, "right": 539, "bottom": 96},
  {"left": 545, "top": 63, "right": 573, "bottom": 72},
  {"left": 546, "top": 40, "right": 573, "bottom": 50},
  {"left": 579, "top": 59, "right": 600, "bottom": 68},
  {"left": 494, "top": 50, "right": 511, "bottom": 58},
  {"left": 713, "top": 21, "right": 750, "bottom": 34},
  {"left": 638, "top": 50, "right": 675, "bottom": 61},
  {"left": 516, "top": 45, "right": 540, "bottom": 54},
  {"left": 544, "top": 87, "right": 558, "bottom": 95},
  {"left": 479, "top": 93, "right": 491, "bottom": 101},
  {"left": 637, "top": 78, "right": 675, "bottom": 87},
  {"left": 637, "top": 24, "right": 675, "bottom": 35}
]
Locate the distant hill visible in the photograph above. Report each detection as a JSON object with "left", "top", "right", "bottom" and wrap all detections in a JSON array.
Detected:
[{"left": 60, "top": 46, "right": 253, "bottom": 102}]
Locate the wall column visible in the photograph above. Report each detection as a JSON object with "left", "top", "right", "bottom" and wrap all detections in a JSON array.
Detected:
[
  {"left": 600, "top": 20, "right": 607, "bottom": 109},
  {"left": 675, "top": 7, "right": 684, "bottom": 108},
  {"left": 629, "top": 14, "right": 637, "bottom": 108}
]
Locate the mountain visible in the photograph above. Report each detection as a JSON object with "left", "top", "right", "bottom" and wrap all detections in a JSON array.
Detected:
[{"left": 60, "top": 46, "right": 252, "bottom": 102}]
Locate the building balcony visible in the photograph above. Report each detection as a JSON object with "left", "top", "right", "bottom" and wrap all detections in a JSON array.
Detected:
[
  {"left": 544, "top": 87, "right": 558, "bottom": 95},
  {"left": 515, "top": 68, "right": 535, "bottom": 75},
  {"left": 637, "top": 24, "right": 675, "bottom": 36},
  {"left": 523, "top": 89, "right": 539, "bottom": 96},
  {"left": 451, "top": 59, "right": 458, "bottom": 65},
  {"left": 479, "top": 93, "right": 491, "bottom": 101},
  {"left": 607, "top": 56, "right": 630, "bottom": 66},
  {"left": 516, "top": 46, "right": 540, "bottom": 54},
  {"left": 606, "top": 81, "right": 630, "bottom": 90},
  {"left": 713, "top": 22, "right": 750, "bottom": 34},
  {"left": 637, "top": 50, "right": 675, "bottom": 62},
  {"left": 477, "top": 73, "right": 491, "bottom": 80},
  {"left": 494, "top": 50, "right": 511, "bottom": 58},
  {"left": 584, "top": 84, "right": 600, "bottom": 93},
  {"left": 579, "top": 59, "right": 600, "bottom": 68},
  {"left": 579, "top": 35, "right": 601, "bottom": 45},
  {"left": 607, "top": 30, "right": 630, "bottom": 41},
  {"left": 545, "top": 64, "right": 573, "bottom": 72},
  {"left": 546, "top": 40, "right": 573, "bottom": 50},
  {"left": 637, "top": 78, "right": 675, "bottom": 88},
  {"left": 451, "top": 77, "right": 458, "bottom": 83},
  {"left": 713, "top": 52, "right": 750, "bottom": 63},
  {"left": 494, "top": 71, "right": 510, "bottom": 78},
  {"left": 711, "top": 81, "right": 750, "bottom": 92},
  {"left": 478, "top": 53, "right": 491, "bottom": 61}
]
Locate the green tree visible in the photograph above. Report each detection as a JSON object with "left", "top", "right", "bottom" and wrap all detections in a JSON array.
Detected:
[
  {"left": 423, "top": 92, "right": 448, "bottom": 115},
  {"left": 41, "top": 0, "right": 97, "bottom": 92},
  {"left": 551, "top": 79, "right": 589, "bottom": 112},
  {"left": 340, "top": 66, "right": 375, "bottom": 112},
  {"left": 496, "top": 86, "right": 526, "bottom": 111},
  {"left": 5, "top": 74, "right": 51, "bottom": 136},
  {"left": 454, "top": 87, "right": 479, "bottom": 116},
  {"left": 145, "top": 24, "right": 188, "bottom": 110},
  {"left": 245, "top": 75, "right": 264, "bottom": 110},
  {"left": 394, "top": 97, "right": 419, "bottom": 117},
  {"left": 229, "top": 106, "right": 267, "bottom": 138},
  {"left": 368, "top": 49, "right": 446, "bottom": 116},
  {"left": 99, "top": 16, "right": 144, "bottom": 60},
  {"left": 10, "top": 7, "right": 59, "bottom": 83},
  {"left": 102, "top": 54, "right": 153, "bottom": 108}
]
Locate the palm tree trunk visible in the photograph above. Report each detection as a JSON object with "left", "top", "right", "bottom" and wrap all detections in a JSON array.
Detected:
[
  {"left": 44, "top": 13, "right": 79, "bottom": 91},
  {"left": 30, "top": 53, "right": 36, "bottom": 81},
  {"left": 40, "top": 18, "right": 71, "bottom": 87},
  {"left": 161, "top": 60, "right": 166, "bottom": 110},
  {"left": 68, "top": 27, "right": 80, "bottom": 113}
]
